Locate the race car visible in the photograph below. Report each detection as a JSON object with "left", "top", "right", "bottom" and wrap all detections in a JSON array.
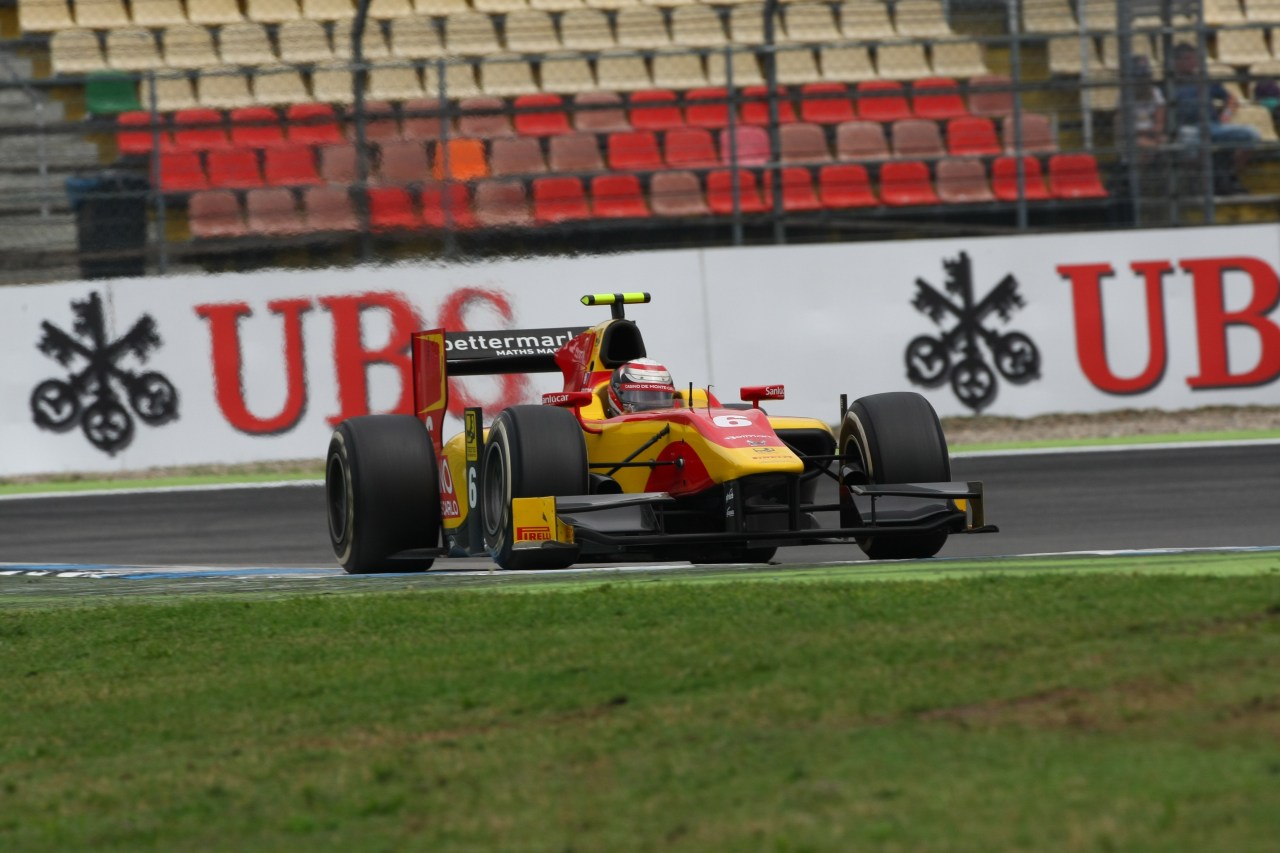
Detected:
[{"left": 325, "top": 292, "right": 996, "bottom": 573}]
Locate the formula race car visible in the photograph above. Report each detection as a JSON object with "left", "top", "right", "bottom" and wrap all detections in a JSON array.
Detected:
[{"left": 325, "top": 293, "right": 996, "bottom": 573}]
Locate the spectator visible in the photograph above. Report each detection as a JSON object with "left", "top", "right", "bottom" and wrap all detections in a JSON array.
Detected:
[
  {"left": 1170, "top": 42, "right": 1259, "bottom": 194},
  {"left": 1126, "top": 55, "right": 1165, "bottom": 156}
]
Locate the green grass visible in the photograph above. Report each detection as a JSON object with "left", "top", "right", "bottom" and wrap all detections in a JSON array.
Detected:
[{"left": 2, "top": 570, "right": 1279, "bottom": 851}]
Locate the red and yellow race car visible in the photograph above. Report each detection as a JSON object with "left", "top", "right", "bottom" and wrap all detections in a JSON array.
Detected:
[{"left": 325, "top": 292, "right": 996, "bottom": 573}]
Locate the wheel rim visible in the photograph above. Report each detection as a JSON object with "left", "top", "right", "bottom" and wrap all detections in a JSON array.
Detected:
[
  {"left": 326, "top": 454, "right": 348, "bottom": 542},
  {"left": 482, "top": 441, "right": 507, "bottom": 539}
]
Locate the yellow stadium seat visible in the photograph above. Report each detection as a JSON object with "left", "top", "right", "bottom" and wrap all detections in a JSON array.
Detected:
[
  {"left": 75, "top": 0, "right": 130, "bottom": 29},
  {"left": 368, "top": 60, "right": 426, "bottom": 100},
  {"left": 368, "top": 0, "right": 416, "bottom": 16},
  {"left": 188, "top": 0, "right": 243, "bottom": 25},
  {"left": 876, "top": 42, "right": 931, "bottom": 80},
  {"left": 254, "top": 64, "right": 313, "bottom": 104},
  {"left": 18, "top": 0, "right": 74, "bottom": 33},
  {"left": 143, "top": 72, "right": 199, "bottom": 110},
  {"left": 302, "top": 0, "right": 356, "bottom": 21},
  {"left": 474, "top": 0, "right": 527, "bottom": 11},
  {"left": 775, "top": 45, "right": 822, "bottom": 84},
  {"left": 595, "top": 49, "right": 652, "bottom": 91},
  {"left": 894, "top": 0, "right": 951, "bottom": 36},
  {"left": 706, "top": 48, "right": 764, "bottom": 86},
  {"left": 219, "top": 22, "right": 278, "bottom": 65},
  {"left": 616, "top": 6, "right": 671, "bottom": 48},
  {"left": 479, "top": 54, "right": 540, "bottom": 95},
  {"left": 198, "top": 66, "right": 256, "bottom": 108},
  {"left": 783, "top": 3, "right": 837, "bottom": 43},
  {"left": 163, "top": 24, "right": 220, "bottom": 68},
  {"left": 107, "top": 26, "right": 165, "bottom": 71},
  {"left": 444, "top": 11, "right": 502, "bottom": 55},
  {"left": 390, "top": 17, "right": 444, "bottom": 59},
  {"left": 51, "top": 28, "right": 106, "bottom": 74},
  {"left": 930, "top": 40, "right": 990, "bottom": 78},
  {"left": 414, "top": 0, "right": 469, "bottom": 13},
  {"left": 672, "top": 5, "right": 727, "bottom": 47},
  {"left": 652, "top": 48, "right": 708, "bottom": 88},
  {"left": 279, "top": 20, "right": 335, "bottom": 63},
  {"left": 311, "top": 61, "right": 357, "bottom": 103},
  {"left": 560, "top": 8, "right": 616, "bottom": 50},
  {"left": 1021, "top": 0, "right": 1075, "bottom": 33},
  {"left": 1047, "top": 35, "right": 1102, "bottom": 75},
  {"left": 246, "top": 0, "right": 302, "bottom": 24},
  {"left": 838, "top": 0, "right": 894, "bottom": 39},
  {"left": 539, "top": 51, "right": 597, "bottom": 93},
  {"left": 819, "top": 45, "right": 876, "bottom": 83},
  {"left": 131, "top": 0, "right": 187, "bottom": 27},
  {"left": 504, "top": 9, "right": 561, "bottom": 53},
  {"left": 425, "top": 59, "right": 483, "bottom": 98},
  {"left": 332, "top": 19, "right": 393, "bottom": 59},
  {"left": 530, "top": 0, "right": 582, "bottom": 9}
]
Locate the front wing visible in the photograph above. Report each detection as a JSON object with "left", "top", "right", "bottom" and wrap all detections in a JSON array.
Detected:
[{"left": 506, "top": 481, "right": 996, "bottom": 556}]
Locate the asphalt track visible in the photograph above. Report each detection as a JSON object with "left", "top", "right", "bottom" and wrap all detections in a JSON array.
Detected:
[{"left": 2, "top": 443, "right": 1278, "bottom": 573}]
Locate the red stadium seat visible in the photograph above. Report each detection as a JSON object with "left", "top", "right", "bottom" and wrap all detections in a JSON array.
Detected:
[
  {"left": 818, "top": 163, "right": 877, "bottom": 208},
  {"left": 591, "top": 174, "right": 650, "bottom": 218},
  {"left": 780, "top": 167, "right": 821, "bottom": 211},
  {"left": 230, "top": 106, "right": 287, "bottom": 149},
  {"left": 740, "top": 86, "right": 797, "bottom": 126},
  {"left": 116, "top": 110, "right": 164, "bottom": 155},
  {"left": 650, "top": 170, "right": 710, "bottom": 217},
  {"left": 946, "top": 116, "right": 1001, "bottom": 156},
  {"left": 246, "top": 188, "right": 304, "bottom": 237},
  {"left": 303, "top": 185, "right": 359, "bottom": 232},
  {"left": 513, "top": 93, "right": 572, "bottom": 137},
  {"left": 855, "top": 80, "right": 911, "bottom": 123},
  {"left": 421, "top": 182, "right": 476, "bottom": 229},
  {"left": 967, "top": 74, "right": 1014, "bottom": 118},
  {"left": 1047, "top": 153, "right": 1108, "bottom": 199},
  {"left": 607, "top": 130, "right": 664, "bottom": 171},
  {"left": 937, "top": 157, "right": 995, "bottom": 203},
  {"left": 706, "top": 169, "right": 769, "bottom": 214},
  {"left": 879, "top": 160, "right": 939, "bottom": 206},
  {"left": 158, "top": 150, "right": 208, "bottom": 192},
  {"left": 798, "top": 82, "right": 855, "bottom": 126},
  {"left": 286, "top": 102, "right": 344, "bottom": 145},
  {"left": 473, "top": 179, "right": 533, "bottom": 228},
  {"left": 910, "top": 77, "right": 968, "bottom": 121},
  {"left": 172, "top": 107, "right": 231, "bottom": 152},
  {"left": 206, "top": 148, "right": 263, "bottom": 189},
  {"left": 664, "top": 127, "right": 718, "bottom": 168},
  {"left": 367, "top": 185, "right": 420, "bottom": 231},
  {"left": 685, "top": 87, "right": 730, "bottom": 129},
  {"left": 263, "top": 144, "right": 322, "bottom": 186},
  {"left": 189, "top": 189, "right": 247, "bottom": 238},
  {"left": 532, "top": 176, "right": 591, "bottom": 224},
  {"left": 433, "top": 138, "right": 489, "bottom": 181},
  {"left": 991, "top": 155, "right": 1050, "bottom": 201},
  {"left": 629, "top": 89, "right": 685, "bottom": 131},
  {"left": 719, "top": 125, "right": 770, "bottom": 166}
]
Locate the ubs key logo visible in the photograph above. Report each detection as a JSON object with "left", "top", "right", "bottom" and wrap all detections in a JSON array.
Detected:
[
  {"left": 906, "top": 252, "right": 1041, "bottom": 412},
  {"left": 31, "top": 292, "right": 179, "bottom": 454}
]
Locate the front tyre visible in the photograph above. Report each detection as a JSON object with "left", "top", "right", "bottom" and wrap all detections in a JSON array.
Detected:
[
  {"left": 840, "top": 391, "right": 952, "bottom": 560},
  {"left": 326, "top": 415, "right": 441, "bottom": 574},
  {"left": 482, "top": 405, "right": 588, "bottom": 570}
]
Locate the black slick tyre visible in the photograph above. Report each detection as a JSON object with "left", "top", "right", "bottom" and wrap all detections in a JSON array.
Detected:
[
  {"left": 326, "top": 415, "right": 441, "bottom": 574},
  {"left": 839, "top": 391, "right": 952, "bottom": 560},
  {"left": 481, "top": 405, "right": 588, "bottom": 570}
]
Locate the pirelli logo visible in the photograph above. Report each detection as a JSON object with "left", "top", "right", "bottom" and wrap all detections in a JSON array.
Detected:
[{"left": 516, "top": 526, "right": 551, "bottom": 542}]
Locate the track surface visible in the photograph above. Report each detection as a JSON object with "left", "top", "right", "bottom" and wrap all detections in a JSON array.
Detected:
[{"left": 2, "top": 444, "right": 1278, "bottom": 571}]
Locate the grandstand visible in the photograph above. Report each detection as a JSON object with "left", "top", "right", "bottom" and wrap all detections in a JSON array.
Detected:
[{"left": 0, "top": 0, "right": 1277, "bottom": 283}]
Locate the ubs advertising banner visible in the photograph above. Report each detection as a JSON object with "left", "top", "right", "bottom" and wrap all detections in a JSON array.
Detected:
[{"left": 2, "top": 225, "right": 1278, "bottom": 477}]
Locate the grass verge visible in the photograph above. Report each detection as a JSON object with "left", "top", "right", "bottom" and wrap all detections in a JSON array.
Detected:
[{"left": 2, "top": 565, "right": 1279, "bottom": 851}]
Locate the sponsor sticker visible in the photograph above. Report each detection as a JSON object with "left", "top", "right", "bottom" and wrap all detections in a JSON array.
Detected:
[{"left": 516, "top": 526, "right": 552, "bottom": 542}]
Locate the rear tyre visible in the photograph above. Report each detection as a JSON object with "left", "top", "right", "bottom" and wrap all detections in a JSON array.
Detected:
[
  {"left": 326, "top": 415, "right": 441, "bottom": 574},
  {"left": 481, "top": 405, "right": 588, "bottom": 570},
  {"left": 839, "top": 392, "right": 952, "bottom": 560}
]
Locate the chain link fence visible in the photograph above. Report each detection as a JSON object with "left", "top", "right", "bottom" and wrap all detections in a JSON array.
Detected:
[{"left": 0, "top": 0, "right": 1277, "bottom": 284}]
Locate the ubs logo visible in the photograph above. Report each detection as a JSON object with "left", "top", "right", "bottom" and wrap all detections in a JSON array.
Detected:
[
  {"left": 30, "top": 292, "right": 179, "bottom": 454},
  {"left": 906, "top": 252, "right": 1041, "bottom": 412}
]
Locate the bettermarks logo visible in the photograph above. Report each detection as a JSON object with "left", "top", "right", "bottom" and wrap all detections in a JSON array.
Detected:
[
  {"left": 906, "top": 252, "right": 1041, "bottom": 412},
  {"left": 31, "top": 292, "right": 179, "bottom": 454}
]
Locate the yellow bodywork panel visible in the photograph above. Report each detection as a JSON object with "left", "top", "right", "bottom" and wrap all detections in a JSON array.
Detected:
[{"left": 511, "top": 497, "right": 575, "bottom": 548}]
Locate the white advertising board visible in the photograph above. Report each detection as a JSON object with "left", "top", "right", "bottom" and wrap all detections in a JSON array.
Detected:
[{"left": 1, "top": 224, "right": 1278, "bottom": 477}]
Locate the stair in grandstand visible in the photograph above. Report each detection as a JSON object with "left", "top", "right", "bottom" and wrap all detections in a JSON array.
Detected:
[{"left": 0, "top": 44, "right": 95, "bottom": 281}]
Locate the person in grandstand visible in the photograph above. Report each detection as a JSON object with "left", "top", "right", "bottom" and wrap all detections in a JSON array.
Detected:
[
  {"left": 605, "top": 359, "right": 677, "bottom": 417},
  {"left": 1171, "top": 42, "right": 1259, "bottom": 194}
]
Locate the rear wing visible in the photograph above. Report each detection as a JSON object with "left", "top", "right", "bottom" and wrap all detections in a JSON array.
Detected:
[{"left": 411, "top": 326, "right": 587, "bottom": 448}]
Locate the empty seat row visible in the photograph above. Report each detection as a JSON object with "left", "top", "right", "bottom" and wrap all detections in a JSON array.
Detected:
[
  {"left": 118, "top": 77, "right": 1016, "bottom": 156},
  {"left": 185, "top": 150, "right": 1108, "bottom": 240},
  {"left": 26, "top": 0, "right": 951, "bottom": 39}
]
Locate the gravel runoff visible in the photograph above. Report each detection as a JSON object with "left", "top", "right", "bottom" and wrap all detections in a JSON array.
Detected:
[{"left": 4, "top": 406, "right": 1279, "bottom": 486}]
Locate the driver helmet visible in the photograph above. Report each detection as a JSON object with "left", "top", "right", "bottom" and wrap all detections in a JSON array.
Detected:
[{"left": 606, "top": 359, "right": 675, "bottom": 417}]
